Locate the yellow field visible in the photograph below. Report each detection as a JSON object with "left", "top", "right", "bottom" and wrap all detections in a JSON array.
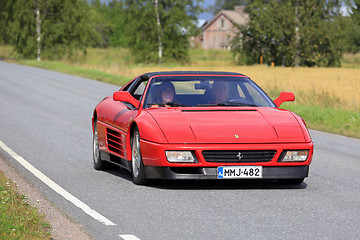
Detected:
[
  {"left": 126, "top": 64, "right": 360, "bottom": 111},
  {"left": 64, "top": 48, "right": 359, "bottom": 111}
]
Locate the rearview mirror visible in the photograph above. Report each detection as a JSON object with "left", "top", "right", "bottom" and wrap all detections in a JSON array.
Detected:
[
  {"left": 195, "top": 80, "right": 210, "bottom": 90},
  {"left": 113, "top": 91, "right": 140, "bottom": 109},
  {"left": 273, "top": 92, "right": 295, "bottom": 107}
]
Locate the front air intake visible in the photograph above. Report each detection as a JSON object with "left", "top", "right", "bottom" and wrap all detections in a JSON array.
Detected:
[{"left": 202, "top": 150, "right": 276, "bottom": 163}]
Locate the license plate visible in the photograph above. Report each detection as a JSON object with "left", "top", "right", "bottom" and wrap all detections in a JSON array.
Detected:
[{"left": 217, "top": 166, "right": 262, "bottom": 179}]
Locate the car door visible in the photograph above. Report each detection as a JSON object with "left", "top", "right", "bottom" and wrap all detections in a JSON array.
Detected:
[
  {"left": 102, "top": 77, "right": 147, "bottom": 132},
  {"left": 96, "top": 77, "right": 149, "bottom": 159}
]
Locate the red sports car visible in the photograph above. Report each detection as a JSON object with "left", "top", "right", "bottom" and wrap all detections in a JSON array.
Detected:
[{"left": 92, "top": 71, "right": 313, "bottom": 185}]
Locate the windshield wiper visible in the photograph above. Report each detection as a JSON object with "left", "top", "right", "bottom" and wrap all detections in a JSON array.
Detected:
[
  {"left": 167, "top": 102, "right": 187, "bottom": 107},
  {"left": 197, "top": 102, "right": 258, "bottom": 107},
  {"left": 196, "top": 103, "right": 217, "bottom": 107},
  {"left": 217, "top": 101, "right": 258, "bottom": 107}
]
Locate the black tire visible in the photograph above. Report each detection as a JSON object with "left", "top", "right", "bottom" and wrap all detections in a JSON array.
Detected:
[
  {"left": 278, "top": 178, "right": 304, "bottom": 185},
  {"left": 130, "top": 127, "right": 147, "bottom": 185},
  {"left": 93, "top": 121, "right": 111, "bottom": 170}
]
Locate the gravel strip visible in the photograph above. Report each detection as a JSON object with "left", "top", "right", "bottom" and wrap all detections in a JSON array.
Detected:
[{"left": 0, "top": 155, "right": 92, "bottom": 240}]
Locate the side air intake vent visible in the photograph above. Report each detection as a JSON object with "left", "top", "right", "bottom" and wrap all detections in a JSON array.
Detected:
[{"left": 106, "top": 128, "right": 125, "bottom": 157}]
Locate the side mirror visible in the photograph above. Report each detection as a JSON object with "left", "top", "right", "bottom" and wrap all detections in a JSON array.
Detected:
[
  {"left": 273, "top": 92, "right": 295, "bottom": 107},
  {"left": 113, "top": 91, "right": 140, "bottom": 109}
]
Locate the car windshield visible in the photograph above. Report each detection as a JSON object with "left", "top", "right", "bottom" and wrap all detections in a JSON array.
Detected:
[{"left": 143, "top": 76, "right": 276, "bottom": 108}]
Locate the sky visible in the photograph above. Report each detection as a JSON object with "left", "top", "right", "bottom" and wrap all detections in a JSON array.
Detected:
[{"left": 199, "top": 0, "right": 216, "bottom": 21}]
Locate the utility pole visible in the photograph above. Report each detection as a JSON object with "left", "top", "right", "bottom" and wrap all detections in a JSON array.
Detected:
[
  {"left": 36, "top": 0, "right": 41, "bottom": 61},
  {"left": 154, "top": 0, "right": 163, "bottom": 63}
]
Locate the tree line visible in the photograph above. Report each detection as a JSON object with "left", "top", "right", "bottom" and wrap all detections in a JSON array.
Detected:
[
  {"left": 0, "top": 0, "right": 202, "bottom": 63},
  {"left": 231, "top": 0, "right": 360, "bottom": 67},
  {"left": 0, "top": 0, "right": 359, "bottom": 67}
]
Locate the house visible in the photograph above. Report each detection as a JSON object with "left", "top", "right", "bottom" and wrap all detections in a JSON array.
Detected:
[{"left": 201, "top": 6, "right": 249, "bottom": 50}]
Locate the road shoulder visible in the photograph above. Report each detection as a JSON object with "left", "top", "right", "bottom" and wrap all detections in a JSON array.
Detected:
[{"left": 0, "top": 155, "right": 92, "bottom": 240}]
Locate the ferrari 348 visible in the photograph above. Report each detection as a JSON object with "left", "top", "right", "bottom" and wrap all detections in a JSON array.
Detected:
[{"left": 92, "top": 71, "right": 313, "bottom": 185}]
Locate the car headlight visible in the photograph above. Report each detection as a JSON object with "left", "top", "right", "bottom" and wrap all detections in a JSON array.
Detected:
[
  {"left": 279, "top": 150, "right": 309, "bottom": 162},
  {"left": 166, "top": 151, "right": 196, "bottom": 163}
]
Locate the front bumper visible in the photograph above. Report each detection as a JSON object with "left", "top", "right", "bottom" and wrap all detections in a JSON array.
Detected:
[
  {"left": 140, "top": 139, "right": 314, "bottom": 167},
  {"left": 145, "top": 166, "right": 309, "bottom": 180}
]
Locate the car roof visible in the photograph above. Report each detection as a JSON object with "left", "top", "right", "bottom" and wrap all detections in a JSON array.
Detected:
[{"left": 141, "top": 71, "right": 248, "bottom": 79}]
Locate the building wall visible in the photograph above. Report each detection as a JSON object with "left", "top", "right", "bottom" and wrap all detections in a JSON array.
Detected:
[{"left": 202, "top": 14, "right": 237, "bottom": 50}]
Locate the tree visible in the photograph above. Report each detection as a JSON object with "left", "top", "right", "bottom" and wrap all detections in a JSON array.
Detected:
[
  {"left": 1, "top": 0, "right": 96, "bottom": 60},
  {"left": 107, "top": 1, "right": 128, "bottom": 47},
  {"left": 88, "top": 0, "right": 112, "bottom": 48},
  {"left": 232, "top": 0, "right": 346, "bottom": 67},
  {"left": 211, "top": 0, "right": 250, "bottom": 15},
  {"left": 154, "top": 0, "right": 163, "bottom": 62},
  {"left": 347, "top": 0, "right": 360, "bottom": 53},
  {"left": 0, "top": 0, "right": 13, "bottom": 44},
  {"left": 123, "top": 0, "right": 203, "bottom": 63}
]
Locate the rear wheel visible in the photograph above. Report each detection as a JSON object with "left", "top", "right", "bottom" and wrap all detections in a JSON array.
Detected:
[
  {"left": 278, "top": 178, "right": 304, "bottom": 185},
  {"left": 131, "top": 127, "right": 147, "bottom": 185}
]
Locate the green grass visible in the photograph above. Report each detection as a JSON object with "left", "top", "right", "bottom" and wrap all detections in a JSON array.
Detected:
[
  {"left": 0, "top": 171, "right": 51, "bottom": 239},
  {"left": 267, "top": 84, "right": 360, "bottom": 139},
  {"left": 19, "top": 59, "right": 130, "bottom": 86},
  {"left": 0, "top": 45, "right": 19, "bottom": 60},
  {"left": 281, "top": 103, "right": 360, "bottom": 139}
]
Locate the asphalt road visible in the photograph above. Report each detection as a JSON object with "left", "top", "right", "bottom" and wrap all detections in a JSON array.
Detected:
[{"left": 0, "top": 61, "right": 359, "bottom": 240}]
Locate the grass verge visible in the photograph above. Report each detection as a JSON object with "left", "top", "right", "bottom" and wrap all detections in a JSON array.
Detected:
[
  {"left": 281, "top": 103, "right": 360, "bottom": 139},
  {"left": 18, "top": 59, "right": 129, "bottom": 86},
  {"left": 0, "top": 170, "right": 51, "bottom": 239},
  {"left": 268, "top": 86, "right": 360, "bottom": 139}
]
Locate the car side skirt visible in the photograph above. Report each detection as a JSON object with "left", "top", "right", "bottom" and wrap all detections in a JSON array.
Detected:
[
  {"left": 100, "top": 150, "right": 131, "bottom": 171},
  {"left": 144, "top": 166, "right": 309, "bottom": 180}
]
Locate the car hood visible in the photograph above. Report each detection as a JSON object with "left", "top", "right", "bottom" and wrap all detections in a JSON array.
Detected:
[{"left": 146, "top": 107, "right": 306, "bottom": 144}]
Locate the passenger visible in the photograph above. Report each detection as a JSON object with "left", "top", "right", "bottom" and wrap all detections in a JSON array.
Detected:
[{"left": 211, "top": 81, "right": 230, "bottom": 104}]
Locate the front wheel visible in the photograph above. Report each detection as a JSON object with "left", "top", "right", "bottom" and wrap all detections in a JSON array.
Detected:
[
  {"left": 93, "top": 121, "right": 111, "bottom": 170},
  {"left": 131, "top": 127, "right": 147, "bottom": 185}
]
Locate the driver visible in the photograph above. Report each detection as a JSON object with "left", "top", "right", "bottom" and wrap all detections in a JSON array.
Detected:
[{"left": 150, "top": 81, "right": 176, "bottom": 107}]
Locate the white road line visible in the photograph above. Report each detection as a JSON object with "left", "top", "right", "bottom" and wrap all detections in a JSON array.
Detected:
[
  {"left": 0, "top": 141, "right": 116, "bottom": 226},
  {"left": 119, "top": 235, "right": 141, "bottom": 240}
]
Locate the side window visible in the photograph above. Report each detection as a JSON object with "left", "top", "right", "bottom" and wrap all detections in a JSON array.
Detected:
[
  {"left": 243, "top": 82, "right": 269, "bottom": 106},
  {"left": 237, "top": 85, "right": 246, "bottom": 98},
  {"left": 131, "top": 80, "right": 148, "bottom": 100},
  {"left": 121, "top": 77, "right": 140, "bottom": 92},
  {"left": 121, "top": 83, "right": 131, "bottom": 92}
]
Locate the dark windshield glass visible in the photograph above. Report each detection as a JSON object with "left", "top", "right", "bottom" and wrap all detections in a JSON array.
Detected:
[{"left": 143, "top": 76, "right": 275, "bottom": 108}]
